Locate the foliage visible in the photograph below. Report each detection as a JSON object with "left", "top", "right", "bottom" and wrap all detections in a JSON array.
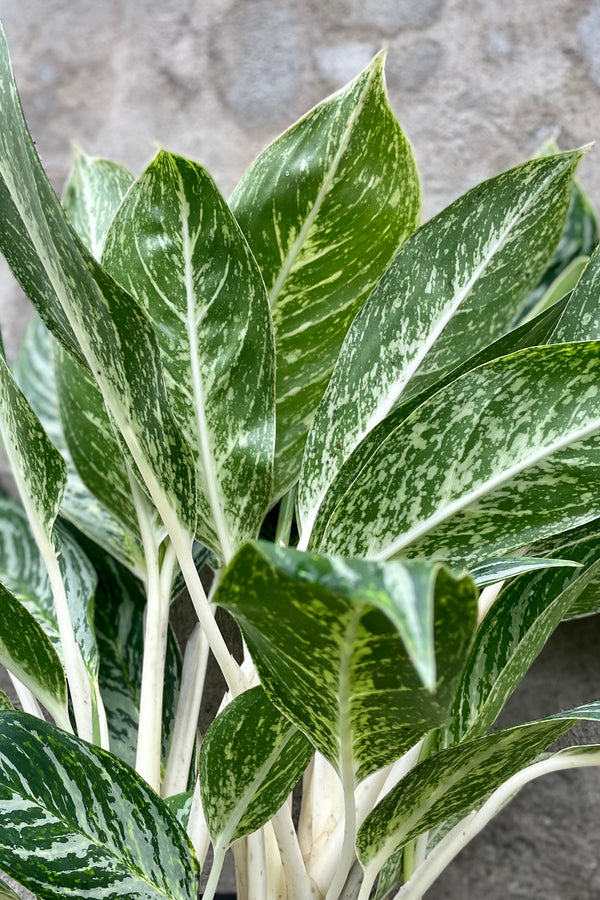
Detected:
[{"left": 0, "top": 21, "right": 599, "bottom": 900}]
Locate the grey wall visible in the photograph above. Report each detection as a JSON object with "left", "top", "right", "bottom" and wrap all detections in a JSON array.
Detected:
[{"left": 1, "top": 1, "right": 600, "bottom": 897}]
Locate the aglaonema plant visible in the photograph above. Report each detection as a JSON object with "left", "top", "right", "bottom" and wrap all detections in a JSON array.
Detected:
[{"left": 1, "top": 18, "right": 600, "bottom": 900}]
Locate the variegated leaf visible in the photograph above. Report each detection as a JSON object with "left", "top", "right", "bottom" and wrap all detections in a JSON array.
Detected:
[
  {"left": 356, "top": 703, "right": 600, "bottom": 873},
  {"left": 528, "top": 524, "right": 600, "bottom": 619},
  {"left": 62, "top": 148, "right": 134, "bottom": 260},
  {"left": 305, "top": 293, "right": 570, "bottom": 546},
  {"left": 470, "top": 556, "right": 580, "bottom": 587},
  {"left": 0, "top": 580, "right": 67, "bottom": 727},
  {"left": 88, "top": 544, "right": 182, "bottom": 769},
  {"left": 0, "top": 497, "right": 99, "bottom": 702},
  {"left": 523, "top": 255, "right": 588, "bottom": 322},
  {"left": 164, "top": 792, "right": 194, "bottom": 831},
  {"left": 0, "top": 693, "right": 13, "bottom": 712},
  {"left": 451, "top": 547, "right": 600, "bottom": 744},
  {"left": 314, "top": 343, "right": 600, "bottom": 567},
  {"left": 13, "top": 314, "right": 144, "bottom": 574},
  {"left": 200, "top": 686, "right": 312, "bottom": 847},
  {"left": 230, "top": 54, "right": 420, "bottom": 497},
  {"left": 0, "top": 24, "right": 196, "bottom": 534},
  {"left": 0, "top": 712, "right": 199, "bottom": 900},
  {"left": 216, "top": 543, "right": 477, "bottom": 781},
  {"left": 102, "top": 151, "right": 274, "bottom": 562},
  {"left": 299, "top": 151, "right": 582, "bottom": 537},
  {"left": 551, "top": 243, "right": 600, "bottom": 342}
]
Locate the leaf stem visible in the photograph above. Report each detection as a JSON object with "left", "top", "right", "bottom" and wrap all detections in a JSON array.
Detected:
[
  {"left": 201, "top": 841, "right": 227, "bottom": 900},
  {"left": 187, "top": 779, "right": 211, "bottom": 869},
  {"left": 7, "top": 672, "right": 45, "bottom": 720},
  {"left": 248, "top": 830, "right": 267, "bottom": 900},
  {"left": 272, "top": 804, "right": 316, "bottom": 900},
  {"left": 162, "top": 622, "right": 209, "bottom": 797}
]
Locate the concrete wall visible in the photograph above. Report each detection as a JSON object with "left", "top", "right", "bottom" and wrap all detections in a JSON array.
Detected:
[{"left": 0, "top": 1, "right": 600, "bottom": 897}]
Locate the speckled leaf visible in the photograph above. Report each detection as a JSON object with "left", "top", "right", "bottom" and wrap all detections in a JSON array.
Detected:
[
  {"left": 54, "top": 342, "right": 143, "bottom": 544},
  {"left": 0, "top": 712, "right": 199, "bottom": 900},
  {"left": 230, "top": 55, "right": 420, "bottom": 497},
  {"left": 551, "top": 243, "right": 600, "bottom": 342},
  {"left": 451, "top": 547, "right": 600, "bottom": 744},
  {"left": 13, "top": 315, "right": 144, "bottom": 574},
  {"left": 306, "top": 294, "right": 570, "bottom": 547},
  {"left": 470, "top": 556, "right": 580, "bottom": 587},
  {"left": 200, "top": 686, "right": 312, "bottom": 848},
  {"left": 299, "top": 151, "right": 582, "bottom": 536},
  {"left": 0, "top": 580, "right": 67, "bottom": 727},
  {"left": 0, "top": 497, "right": 99, "bottom": 695},
  {"left": 62, "top": 148, "right": 134, "bottom": 260},
  {"left": 88, "top": 544, "right": 182, "bottom": 769},
  {"left": 356, "top": 703, "right": 600, "bottom": 872},
  {"left": 0, "top": 693, "right": 13, "bottom": 712},
  {"left": 165, "top": 792, "right": 194, "bottom": 831},
  {"left": 523, "top": 255, "right": 588, "bottom": 322},
  {"left": 314, "top": 343, "right": 600, "bottom": 567},
  {"left": 528, "top": 524, "right": 600, "bottom": 619},
  {"left": 0, "top": 25, "right": 196, "bottom": 534},
  {"left": 519, "top": 140, "right": 598, "bottom": 319},
  {"left": 103, "top": 151, "right": 274, "bottom": 562},
  {"left": 216, "top": 543, "right": 477, "bottom": 782}
]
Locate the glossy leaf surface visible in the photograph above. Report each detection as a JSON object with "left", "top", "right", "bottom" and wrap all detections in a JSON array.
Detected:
[
  {"left": 314, "top": 343, "right": 600, "bottom": 567},
  {"left": 0, "top": 712, "right": 199, "bottom": 900},
  {"left": 356, "top": 704, "right": 600, "bottom": 871},
  {"left": 103, "top": 151, "right": 274, "bottom": 561},
  {"left": 299, "top": 151, "right": 582, "bottom": 535},
  {"left": 470, "top": 556, "right": 580, "bottom": 587},
  {"left": 216, "top": 543, "right": 477, "bottom": 781},
  {"left": 200, "top": 686, "right": 312, "bottom": 846},
  {"left": 231, "top": 55, "right": 420, "bottom": 496}
]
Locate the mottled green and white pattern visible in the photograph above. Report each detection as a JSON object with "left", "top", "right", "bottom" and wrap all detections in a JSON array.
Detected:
[
  {"left": 314, "top": 343, "right": 600, "bottom": 567},
  {"left": 217, "top": 543, "right": 477, "bottom": 781},
  {"left": 200, "top": 686, "right": 312, "bottom": 846},
  {"left": 62, "top": 149, "right": 134, "bottom": 261},
  {"left": 299, "top": 151, "right": 581, "bottom": 537},
  {"left": 469, "top": 555, "right": 579, "bottom": 587},
  {"left": 551, "top": 243, "right": 600, "bottom": 342},
  {"left": 13, "top": 315, "right": 144, "bottom": 573},
  {"left": 0, "top": 24, "right": 196, "bottom": 534},
  {"left": 356, "top": 706, "right": 600, "bottom": 871},
  {"left": 0, "top": 713, "right": 199, "bottom": 900},
  {"left": 103, "top": 151, "right": 274, "bottom": 561},
  {"left": 231, "top": 54, "right": 420, "bottom": 496}
]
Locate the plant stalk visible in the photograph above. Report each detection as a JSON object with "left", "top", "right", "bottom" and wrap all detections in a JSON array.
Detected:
[{"left": 7, "top": 673, "right": 45, "bottom": 720}]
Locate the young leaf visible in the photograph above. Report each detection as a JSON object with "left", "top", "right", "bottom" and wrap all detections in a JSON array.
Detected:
[
  {"left": 102, "top": 151, "right": 275, "bottom": 561},
  {"left": 230, "top": 54, "right": 420, "bottom": 497},
  {"left": 0, "top": 23, "right": 197, "bottom": 535},
  {"left": 0, "top": 580, "right": 67, "bottom": 726},
  {"left": 13, "top": 314, "right": 144, "bottom": 574},
  {"left": 314, "top": 342, "right": 600, "bottom": 567},
  {"left": 451, "top": 550, "right": 600, "bottom": 743},
  {"left": 62, "top": 148, "right": 134, "bottom": 260},
  {"left": 200, "top": 686, "right": 312, "bottom": 847},
  {"left": 216, "top": 543, "right": 477, "bottom": 781},
  {"left": 299, "top": 150, "right": 583, "bottom": 536},
  {"left": 356, "top": 704, "right": 600, "bottom": 873},
  {"left": 0, "top": 712, "right": 199, "bottom": 900}
]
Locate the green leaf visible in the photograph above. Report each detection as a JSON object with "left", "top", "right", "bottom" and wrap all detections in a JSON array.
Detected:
[
  {"left": 62, "top": 148, "right": 134, "bottom": 260},
  {"left": 451, "top": 548, "right": 600, "bottom": 743},
  {"left": 523, "top": 255, "right": 588, "bottom": 322},
  {"left": 0, "top": 580, "right": 67, "bottom": 725},
  {"left": 470, "top": 556, "right": 580, "bottom": 587},
  {"left": 200, "top": 686, "right": 312, "bottom": 847},
  {"left": 102, "top": 151, "right": 275, "bottom": 561},
  {"left": 216, "top": 543, "right": 477, "bottom": 781},
  {"left": 528, "top": 525, "right": 600, "bottom": 619},
  {"left": 0, "top": 712, "right": 199, "bottom": 900},
  {"left": 89, "top": 545, "right": 182, "bottom": 769},
  {"left": 0, "top": 693, "right": 13, "bottom": 712},
  {"left": 0, "top": 24, "right": 196, "bottom": 534},
  {"left": 164, "top": 791, "right": 194, "bottom": 831},
  {"left": 13, "top": 314, "right": 144, "bottom": 574},
  {"left": 313, "top": 342, "right": 600, "bottom": 567},
  {"left": 356, "top": 703, "right": 600, "bottom": 872},
  {"left": 299, "top": 150, "right": 583, "bottom": 536},
  {"left": 231, "top": 54, "right": 420, "bottom": 497},
  {"left": 551, "top": 243, "right": 600, "bottom": 342}
]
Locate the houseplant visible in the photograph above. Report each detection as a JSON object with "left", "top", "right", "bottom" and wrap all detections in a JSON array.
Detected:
[{"left": 0, "top": 17, "right": 599, "bottom": 899}]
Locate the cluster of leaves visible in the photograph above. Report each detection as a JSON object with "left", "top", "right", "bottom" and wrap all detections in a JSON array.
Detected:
[{"left": 0, "top": 19, "right": 600, "bottom": 900}]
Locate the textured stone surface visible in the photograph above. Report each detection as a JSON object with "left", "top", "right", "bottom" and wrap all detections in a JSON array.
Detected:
[{"left": 0, "top": 2, "right": 600, "bottom": 898}]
